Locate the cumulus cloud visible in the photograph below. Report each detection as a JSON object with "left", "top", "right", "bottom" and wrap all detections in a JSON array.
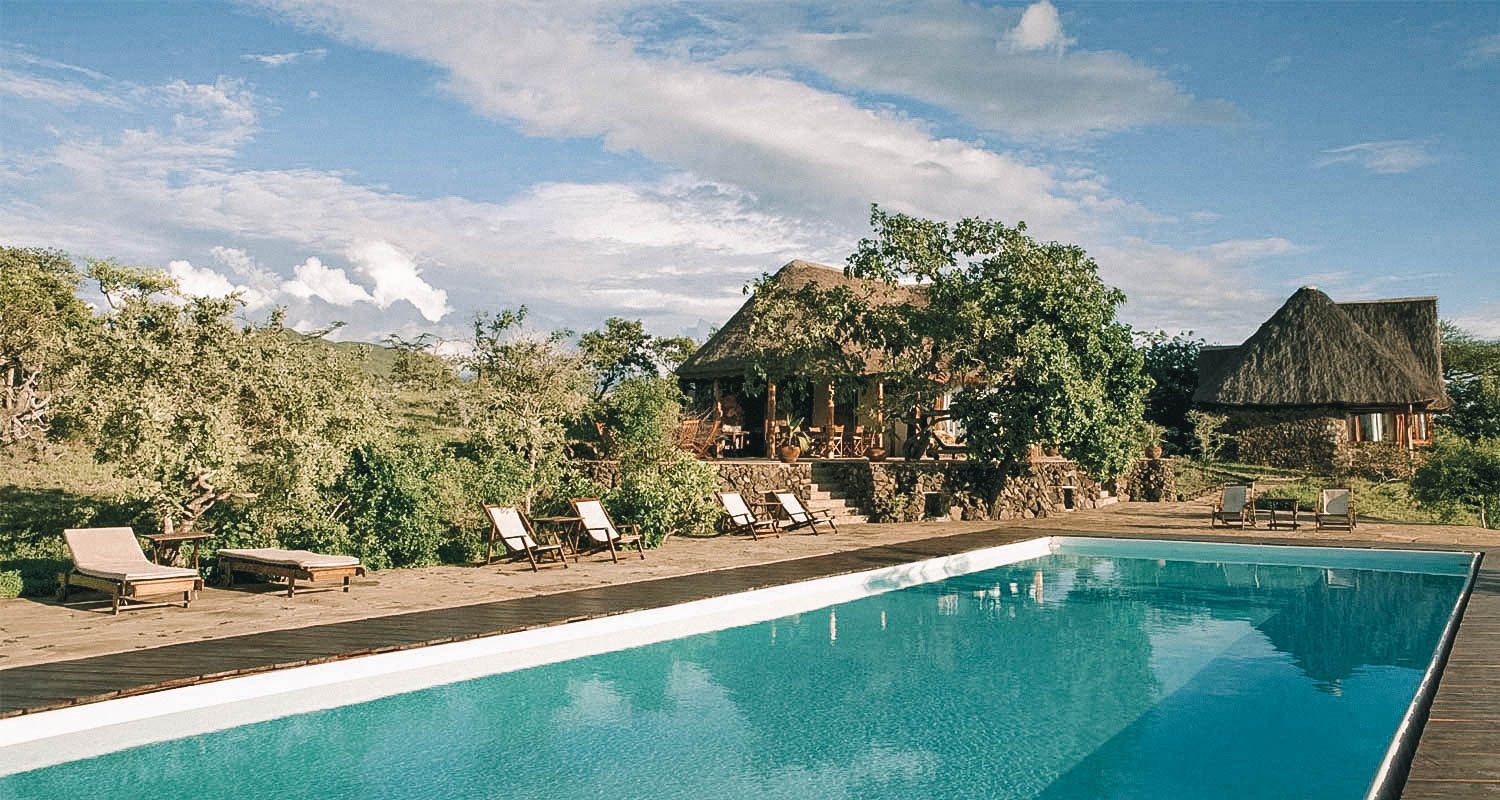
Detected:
[
  {"left": 241, "top": 48, "right": 328, "bottom": 67},
  {"left": 283, "top": 256, "right": 374, "bottom": 306},
  {"left": 346, "top": 240, "right": 451, "bottom": 322},
  {"left": 1316, "top": 140, "right": 1436, "bottom": 174},
  {"left": 165, "top": 256, "right": 279, "bottom": 309},
  {"left": 1007, "top": 1, "right": 1071, "bottom": 52}
]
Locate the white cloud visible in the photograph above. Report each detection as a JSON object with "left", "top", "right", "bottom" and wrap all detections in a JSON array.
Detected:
[
  {"left": 1008, "top": 1, "right": 1071, "bottom": 52},
  {"left": 0, "top": 68, "right": 128, "bottom": 108},
  {"left": 1096, "top": 238, "right": 1291, "bottom": 341},
  {"left": 167, "top": 259, "right": 238, "bottom": 298},
  {"left": 1316, "top": 140, "right": 1436, "bottom": 174},
  {"left": 725, "top": 1, "right": 1240, "bottom": 140},
  {"left": 346, "top": 240, "right": 451, "bottom": 322},
  {"left": 1188, "top": 210, "right": 1221, "bottom": 223},
  {"left": 1202, "top": 237, "right": 1305, "bottom": 263},
  {"left": 1464, "top": 33, "right": 1500, "bottom": 65},
  {"left": 1449, "top": 303, "right": 1500, "bottom": 338},
  {"left": 241, "top": 48, "right": 329, "bottom": 67},
  {"left": 283, "top": 256, "right": 374, "bottom": 306}
]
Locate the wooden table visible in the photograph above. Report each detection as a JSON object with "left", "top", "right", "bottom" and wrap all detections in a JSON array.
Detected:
[
  {"left": 1256, "top": 497, "right": 1301, "bottom": 530},
  {"left": 143, "top": 531, "right": 213, "bottom": 569},
  {"left": 530, "top": 515, "right": 582, "bottom": 553}
]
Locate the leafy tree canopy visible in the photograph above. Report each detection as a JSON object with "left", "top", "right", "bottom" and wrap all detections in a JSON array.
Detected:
[
  {"left": 0, "top": 247, "right": 93, "bottom": 445},
  {"left": 579, "top": 317, "right": 697, "bottom": 398},
  {"left": 1138, "top": 331, "right": 1203, "bottom": 453},
  {"left": 1412, "top": 435, "right": 1500, "bottom": 528},
  {"left": 833, "top": 206, "right": 1149, "bottom": 477},
  {"left": 1440, "top": 323, "right": 1500, "bottom": 443}
]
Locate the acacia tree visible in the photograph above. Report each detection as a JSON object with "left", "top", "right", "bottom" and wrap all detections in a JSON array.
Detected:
[
  {"left": 458, "top": 308, "right": 593, "bottom": 513},
  {"left": 579, "top": 317, "right": 696, "bottom": 399},
  {"left": 840, "top": 206, "right": 1149, "bottom": 478},
  {"left": 0, "top": 247, "right": 93, "bottom": 447},
  {"left": 75, "top": 260, "right": 386, "bottom": 531}
]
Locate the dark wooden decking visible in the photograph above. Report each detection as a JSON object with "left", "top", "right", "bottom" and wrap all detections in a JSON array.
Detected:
[{"left": 1, "top": 528, "right": 1496, "bottom": 798}]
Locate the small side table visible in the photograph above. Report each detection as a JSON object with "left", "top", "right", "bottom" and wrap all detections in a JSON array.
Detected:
[
  {"left": 531, "top": 515, "right": 583, "bottom": 554},
  {"left": 144, "top": 531, "right": 213, "bottom": 569},
  {"left": 1258, "top": 497, "right": 1300, "bottom": 530}
]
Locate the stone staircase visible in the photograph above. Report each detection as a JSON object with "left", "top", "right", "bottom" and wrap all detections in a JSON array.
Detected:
[{"left": 803, "top": 462, "right": 869, "bottom": 526}]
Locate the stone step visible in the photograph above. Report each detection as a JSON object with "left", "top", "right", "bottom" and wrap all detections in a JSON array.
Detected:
[
  {"left": 1095, "top": 495, "right": 1118, "bottom": 507},
  {"left": 807, "top": 497, "right": 855, "bottom": 513},
  {"left": 831, "top": 514, "right": 868, "bottom": 526}
]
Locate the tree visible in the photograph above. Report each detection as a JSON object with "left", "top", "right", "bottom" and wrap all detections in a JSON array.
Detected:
[
  {"left": 1412, "top": 435, "right": 1500, "bottom": 528},
  {"left": 74, "top": 260, "right": 386, "bottom": 531},
  {"left": 1440, "top": 323, "right": 1500, "bottom": 443},
  {"left": 838, "top": 206, "right": 1150, "bottom": 477},
  {"left": 458, "top": 308, "right": 593, "bottom": 513},
  {"left": 383, "top": 332, "right": 457, "bottom": 391},
  {"left": 0, "top": 247, "right": 92, "bottom": 446},
  {"left": 1139, "top": 331, "right": 1203, "bottom": 453},
  {"left": 579, "top": 317, "right": 697, "bottom": 398}
]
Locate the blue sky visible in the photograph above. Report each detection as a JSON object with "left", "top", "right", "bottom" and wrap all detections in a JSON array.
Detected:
[{"left": 3, "top": 1, "right": 1497, "bottom": 346}]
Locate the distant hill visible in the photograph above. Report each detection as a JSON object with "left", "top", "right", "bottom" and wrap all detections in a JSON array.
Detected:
[{"left": 277, "top": 329, "right": 400, "bottom": 381}]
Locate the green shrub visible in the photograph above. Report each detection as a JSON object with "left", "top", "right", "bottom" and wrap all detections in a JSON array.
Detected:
[
  {"left": 597, "top": 376, "right": 683, "bottom": 463},
  {"left": 867, "top": 490, "right": 921, "bottom": 523},
  {"left": 0, "top": 569, "right": 23, "bottom": 598},
  {"left": 319, "top": 438, "right": 470, "bottom": 569},
  {"left": 606, "top": 451, "right": 719, "bottom": 546}
]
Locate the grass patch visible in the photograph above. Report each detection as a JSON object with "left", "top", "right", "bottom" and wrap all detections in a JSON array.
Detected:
[{"left": 1175, "top": 458, "right": 1477, "bottom": 526}]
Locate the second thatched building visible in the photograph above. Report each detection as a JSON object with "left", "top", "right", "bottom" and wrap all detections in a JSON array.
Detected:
[{"left": 1192, "top": 286, "right": 1449, "bottom": 473}]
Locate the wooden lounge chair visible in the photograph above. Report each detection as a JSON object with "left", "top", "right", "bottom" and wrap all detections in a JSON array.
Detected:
[
  {"left": 485, "top": 504, "right": 571, "bottom": 570},
  {"left": 1210, "top": 484, "right": 1255, "bottom": 528},
  {"left": 718, "top": 491, "right": 780, "bottom": 540},
  {"left": 1316, "top": 488, "right": 1356, "bottom": 530},
  {"left": 771, "top": 491, "right": 838, "bottom": 534},
  {"left": 218, "top": 548, "right": 365, "bottom": 597},
  {"left": 58, "top": 527, "right": 204, "bottom": 614},
  {"left": 570, "top": 498, "right": 646, "bottom": 562}
]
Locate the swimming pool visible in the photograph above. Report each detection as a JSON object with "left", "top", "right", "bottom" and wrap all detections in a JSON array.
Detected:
[{"left": 0, "top": 538, "right": 1476, "bottom": 799}]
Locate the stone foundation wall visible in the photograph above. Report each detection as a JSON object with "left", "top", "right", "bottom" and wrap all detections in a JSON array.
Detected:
[
  {"left": 573, "top": 459, "right": 813, "bottom": 496},
  {"left": 1223, "top": 407, "right": 1346, "bottom": 472},
  {"left": 1124, "top": 457, "right": 1177, "bottom": 502},
  {"left": 817, "top": 459, "right": 1105, "bottom": 522}
]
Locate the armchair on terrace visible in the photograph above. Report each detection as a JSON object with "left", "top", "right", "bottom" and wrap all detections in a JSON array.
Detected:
[
  {"left": 485, "top": 505, "right": 572, "bottom": 571},
  {"left": 1210, "top": 484, "right": 1255, "bottom": 528},
  {"left": 570, "top": 498, "right": 646, "bottom": 562},
  {"left": 770, "top": 491, "right": 838, "bottom": 535},
  {"left": 718, "top": 491, "right": 780, "bottom": 540},
  {"left": 1316, "top": 489, "right": 1356, "bottom": 531}
]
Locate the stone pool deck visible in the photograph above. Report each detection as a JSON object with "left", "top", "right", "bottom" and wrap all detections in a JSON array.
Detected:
[{"left": 2, "top": 500, "right": 1497, "bottom": 797}]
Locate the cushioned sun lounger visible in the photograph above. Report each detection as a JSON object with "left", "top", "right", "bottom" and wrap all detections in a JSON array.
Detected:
[
  {"left": 772, "top": 491, "right": 837, "bottom": 534},
  {"left": 218, "top": 548, "right": 365, "bottom": 597},
  {"left": 485, "top": 504, "right": 571, "bottom": 570},
  {"left": 570, "top": 498, "right": 646, "bottom": 562},
  {"left": 718, "top": 491, "right": 781, "bottom": 540},
  {"left": 59, "top": 527, "right": 203, "bottom": 614}
]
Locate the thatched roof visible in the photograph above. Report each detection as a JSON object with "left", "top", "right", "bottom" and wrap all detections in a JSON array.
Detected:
[
  {"left": 676, "top": 260, "right": 922, "bottom": 380},
  {"left": 1193, "top": 287, "right": 1449, "bottom": 410}
]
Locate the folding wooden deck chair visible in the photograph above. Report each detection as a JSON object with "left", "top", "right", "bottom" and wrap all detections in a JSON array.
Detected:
[
  {"left": 718, "top": 491, "right": 780, "bottom": 540},
  {"left": 570, "top": 498, "right": 646, "bottom": 562},
  {"left": 58, "top": 527, "right": 203, "bottom": 614},
  {"left": 1210, "top": 484, "right": 1255, "bottom": 528},
  {"left": 217, "top": 548, "right": 365, "bottom": 597},
  {"left": 1316, "top": 488, "right": 1356, "bottom": 531},
  {"left": 485, "top": 504, "right": 571, "bottom": 570},
  {"left": 771, "top": 491, "right": 838, "bottom": 534}
]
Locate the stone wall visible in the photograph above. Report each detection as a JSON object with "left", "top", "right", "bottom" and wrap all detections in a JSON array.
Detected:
[
  {"left": 1124, "top": 457, "right": 1177, "bottom": 502},
  {"left": 577, "top": 457, "right": 1113, "bottom": 523},
  {"left": 816, "top": 458, "right": 1105, "bottom": 522},
  {"left": 1223, "top": 407, "right": 1346, "bottom": 472}
]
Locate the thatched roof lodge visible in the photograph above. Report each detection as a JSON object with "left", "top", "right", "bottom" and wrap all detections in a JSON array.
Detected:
[
  {"left": 1194, "top": 286, "right": 1449, "bottom": 472},
  {"left": 678, "top": 260, "right": 929, "bottom": 459}
]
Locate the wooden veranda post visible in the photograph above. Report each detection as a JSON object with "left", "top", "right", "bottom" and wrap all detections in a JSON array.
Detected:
[
  {"left": 765, "top": 381, "right": 778, "bottom": 458},
  {"left": 826, "top": 382, "right": 836, "bottom": 452},
  {"left": 713, "top": 379, "right": 723, "bottom": 421},
  {"left": 876, "top": 380, "right": 885, "bottom": 449}
]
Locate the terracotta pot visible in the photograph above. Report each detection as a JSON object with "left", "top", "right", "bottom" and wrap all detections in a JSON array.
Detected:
[
  {"left": 865, "top": 446, "right": 887, "bottom": 462},
  {"left": 1044, "top": 445, "right": 1060, "bottom": 457},
  {"left": 778, "top": 445, "right": 801, "bottom": 464},
  {"left": 1144, "top": 445, "right": 1163, "bottom": 459}
]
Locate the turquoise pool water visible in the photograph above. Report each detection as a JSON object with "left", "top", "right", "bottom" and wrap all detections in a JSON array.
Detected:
[{"left": 3, "top": 542, "right": 1471, "bottom": 799}]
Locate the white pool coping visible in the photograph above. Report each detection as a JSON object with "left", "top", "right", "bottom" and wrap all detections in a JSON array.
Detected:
[{"left": 0, "top": 536, "right": 1056, "bottom": 775}]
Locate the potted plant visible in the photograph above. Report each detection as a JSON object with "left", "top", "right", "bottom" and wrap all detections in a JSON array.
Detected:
[
  {"left": 778, "top": 416, "right": 812, "bottom": 463},
  {"left": 1140, "top": 421, "right": 1166, "bottom": 459}
]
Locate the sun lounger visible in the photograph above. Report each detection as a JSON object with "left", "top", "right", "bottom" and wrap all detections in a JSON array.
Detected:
[
  {"left": 1316, "top": 488, "right": 1356, "bottom": 530},
  {"left": 771, "top": 491, "right": 837, "bottom": 534},
  {"left": 718, "top": 491, "right": 780, "bottom": 540},
  {"left": 1210, "top": 484, "right": 1255, "bottom": 528},
  {"left": 58, "top": 527, "right": 203, "bottom": 614},
  {"left": 485, "top": 505, "right": 571, "bottom": 570},
  {"left": 218, "top": 548, "right": 365, "bottom": 597},
  {"left": 570, "top": 498, "right": 646, "bottom": 562}
]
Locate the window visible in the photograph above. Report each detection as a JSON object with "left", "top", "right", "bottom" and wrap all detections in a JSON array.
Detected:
[
  {"left": 1413, "top": 413, "right": 1432, "bottom": 443},
  {"left": 1354, "top": 412, "right": 1385, "bottom": 442}
]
